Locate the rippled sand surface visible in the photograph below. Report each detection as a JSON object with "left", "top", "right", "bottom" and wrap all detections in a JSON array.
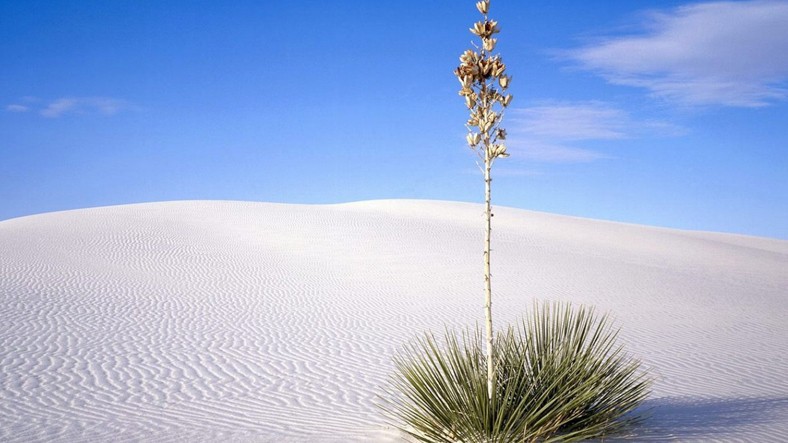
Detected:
[{"left": 1, "top": 200, "right": 787, "bottom": 441}]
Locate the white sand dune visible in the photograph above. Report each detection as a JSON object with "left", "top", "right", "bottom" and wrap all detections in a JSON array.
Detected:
[{"left": 1, "top": 199, "right": 787, "bottom": 442}]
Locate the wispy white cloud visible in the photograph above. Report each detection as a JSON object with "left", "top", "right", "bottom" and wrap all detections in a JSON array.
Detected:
[
  {"left": 5, "top": 104, "right": 30, "bottom": 113},
  {"left": 40, "top": 98, "right": 79, "bottom": 118},
  {"left": 512, "top": 103, "right": 629, "bottom": 141},
  {"left": 505, "top": 101, "right": 681, "bottom": 163},
  {"left": 512, "top": 141, "right": 610, "bottom": 163},
  {"left": 565, "top": 1, "right": 788, "bottom": 107},
  {"left": 40, "top": 97, "right": 128, "bottom": 118}
]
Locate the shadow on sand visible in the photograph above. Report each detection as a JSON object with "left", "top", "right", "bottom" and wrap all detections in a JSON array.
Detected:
[{"left": 604, "top": 396, "right": 788, "bottom": 441}]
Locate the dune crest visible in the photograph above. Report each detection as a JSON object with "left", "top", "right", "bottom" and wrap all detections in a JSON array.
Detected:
[{"left": 1, "top": 200, "right": 787, "bottom": 441}]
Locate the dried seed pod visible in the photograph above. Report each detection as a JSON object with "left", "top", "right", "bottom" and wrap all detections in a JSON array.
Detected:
[
  {"left": 492, "top": 144, "right": 508, "bottom": 157},
  {"left": 488, "top": 20, "right": 500, "bottom": 35},
  {"left": 481, "top": 60, "right": 492, "bottom": 77},
  {"left": 476, "top": 1, "right": 489, "bottom": 15},
  {"left": 492, "top": 59, "right": 506, "bottom": 77},
  {"left": 459, "top": 49, "right": 478, "bottom": 65},
  {"left": 470, "top": 20, "right": 499, "bottom": 38},
  {"left": 502, "top": 94, "right": 513, "bottom": 107},
  {"left": 470, "top": 21, "right": 484, "bottom": 37},
  {"left": 467, "top": 132, "right": 481, "bottom": 146}
]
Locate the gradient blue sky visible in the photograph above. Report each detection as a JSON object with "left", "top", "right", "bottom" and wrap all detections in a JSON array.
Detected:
[{"left": 2, "top": 0, "right": 787, "bottom": 239}]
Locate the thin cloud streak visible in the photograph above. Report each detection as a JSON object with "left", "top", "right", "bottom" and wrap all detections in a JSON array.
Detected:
[
  {"left": 39, "top": 97, "right": 129, "bottom": 118},
  {"left": 5, "top": 104, "right": 30, "bottom": 113},
  {"left": 505, "top": 102, "right": 680, "bottom": 163},
  {"left": 512, "top": 141, "right": 610, "bottom": 163},
  {"left": 565, "top": 1, "right": 788, "bottom": 107},
  {"left": 511, "top": 103, "right": 630, "bottom": 141}
]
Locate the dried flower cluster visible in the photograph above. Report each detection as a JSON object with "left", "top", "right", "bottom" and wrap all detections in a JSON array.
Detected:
[
  {"left": 454, "top": 0, "right": 512, "bottom": 161},
  {"left": 453, "top": 0, "right": 512, "bottom": 402}
]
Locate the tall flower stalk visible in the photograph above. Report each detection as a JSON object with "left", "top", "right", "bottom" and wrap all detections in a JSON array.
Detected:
[{"left": 453, "top": 0, "right": 512, "bottom": 401}]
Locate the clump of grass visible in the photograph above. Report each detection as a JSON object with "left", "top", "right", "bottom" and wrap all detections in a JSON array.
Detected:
[{"left": 381, "top": 302, "right": 651, "bottom": 442}]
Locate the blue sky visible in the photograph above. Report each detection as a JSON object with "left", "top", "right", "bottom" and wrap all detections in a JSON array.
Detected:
[{"left": 1, "top": 0, "right": 787, "bottom": 239}]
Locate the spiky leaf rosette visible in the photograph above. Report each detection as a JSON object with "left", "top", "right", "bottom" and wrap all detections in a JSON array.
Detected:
[
  {"left": 379, "top": 302, "right": 651, "bottom": 442},
  {"left": 454, "top": 0, "right": 512, "bottom": 163}
]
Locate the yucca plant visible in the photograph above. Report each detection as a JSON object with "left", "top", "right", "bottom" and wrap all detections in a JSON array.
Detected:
[
  {"left": 453, "top": 0, "right": 513, "bottom": 400},
  {"left": 380, "top": 2, "right": 651, "bottom": 441},
  {"left": 381, "top": 302, "right": 651, "bottom": 442}
]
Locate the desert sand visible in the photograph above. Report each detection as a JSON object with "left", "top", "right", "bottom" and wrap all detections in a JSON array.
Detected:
[{"left": 1, "top": 200, "right": 786, "bottom": 442}]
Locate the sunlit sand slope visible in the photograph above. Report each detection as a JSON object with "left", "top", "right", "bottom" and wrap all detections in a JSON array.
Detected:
[{"left": 1, "top": 200, "right": 786, "bottom": 441}]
